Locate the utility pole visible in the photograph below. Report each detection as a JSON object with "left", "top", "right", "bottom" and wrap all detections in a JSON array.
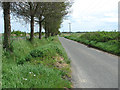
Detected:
[
  {"left": 61, "top": 24, "right": 64, "bottom": 33},
  {"left": 69, "top": 23, "right": 71, "bottom": 33}
]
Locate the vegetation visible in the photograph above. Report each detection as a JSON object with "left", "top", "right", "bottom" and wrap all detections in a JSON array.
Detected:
[
  {"left": 2, "top": 36, "right": 71, "bottom": 88},
  {"left": 64, "top": 32, "right": 120, "bottom": 56},
  {"left": 1, "top": 1, "right": 72, "bottom": 50},
  {"left": 11, "top": 2, "right": 71, "bottom": 40},
  {"left": 11, "top": 30, "right": 26, "bottom": 37},
  {"left": 0, "top": 1, "right": 72, "bottom": 88}
]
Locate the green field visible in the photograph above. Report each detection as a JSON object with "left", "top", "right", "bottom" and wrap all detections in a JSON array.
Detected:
[
  {"left": 63, "top": 32, "right": 120, "bottom": 56},
  {"left": 2, "top": 36, "right": 71, "bottom": 88}
]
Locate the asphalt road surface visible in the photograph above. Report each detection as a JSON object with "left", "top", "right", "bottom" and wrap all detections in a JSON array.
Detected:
[{"left": 59, "top": 37, "right": 118, "bottom": 88}]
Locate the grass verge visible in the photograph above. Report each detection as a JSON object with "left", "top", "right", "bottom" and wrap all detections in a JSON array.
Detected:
[
  {"left": 2, "top": 36, "right": 71, "bottom": 88},
  {"left": 63, "top": 32, "right": 120, "bottom": 56}
]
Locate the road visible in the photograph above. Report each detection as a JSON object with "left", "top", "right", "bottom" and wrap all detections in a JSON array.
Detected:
[{"left": 59, "top": 37, "right": 118, "bottom": 88}]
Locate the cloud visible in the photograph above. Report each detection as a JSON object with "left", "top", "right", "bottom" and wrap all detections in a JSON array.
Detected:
[
  {"left": 101, "top": 18, "right": 118, "bottom": 22},
  {"left": 72, "top": 0, "right": 118, "bottom": 22},
  {"left": 72, "top": 0, "right": 118, "bottom": 16},
  {"left": 60, "top": 0, "right": 119, "bottom": 32}
]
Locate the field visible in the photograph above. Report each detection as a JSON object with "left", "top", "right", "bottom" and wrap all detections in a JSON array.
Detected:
[
  {"left": 63, "top": 32, "right": 120, "bottom": 56},
  {"left": 2, "top": 36, "right": 71, "bottom": 88}
]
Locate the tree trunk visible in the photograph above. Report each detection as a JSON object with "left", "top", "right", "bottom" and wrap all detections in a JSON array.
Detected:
[
  {"left": 48, "top": 29, "right": 50, "bottom": 37},
  {"left": 30, "top": 15, "right": 34, "bottom": 41},
  {"left": 51, "top": 33, "right": 54, "bottom": 36},
  {"left": 45, "top": 29, "right": 47, "bottom": 39},
  {"left": 45, "top": 21, "right": 48, "bottom": 38},
  {"left": 3, "top": 2, "right": 11, "bottom": 51},
  {"left": 47, "top": 26, "right": 50, "bottom": 37},
  {"left": 39, "top": 17, "right": 42, "bottom": 39}
]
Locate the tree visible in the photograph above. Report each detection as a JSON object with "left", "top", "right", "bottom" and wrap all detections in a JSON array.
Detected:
[
  {"left": 35, "top": 2, "right": 46, "bottom": 39},
  {"left": 2, "top": 2, "right": 11, "bottom": 51},
  {"left": 11, "top": 1, "right": 72, "bottom": 40},
  {"left": 42, "top": 2, "right": 71, "bottom": 38},
  {"left": 11, "top": 2, "right": 38, "bottom": 41}
]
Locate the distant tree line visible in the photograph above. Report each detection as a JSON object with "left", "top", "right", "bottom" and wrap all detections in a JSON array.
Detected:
[
  {"left": 11, "top": 30, "right": 26, "bottom": 36},
  {"left": 1, "top": 1, "right": 72, "bottom": 51}
]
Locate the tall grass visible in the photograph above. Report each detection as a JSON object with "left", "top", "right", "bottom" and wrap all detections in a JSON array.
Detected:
[{"left": 2, "top": 36, "right": 71, "bottom": 88}]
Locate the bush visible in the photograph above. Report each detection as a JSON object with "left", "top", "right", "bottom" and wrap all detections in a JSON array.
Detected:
[
  {"left": 25, "top": 54, "right": 32, "bottom": 61},
  {"left": 17, "top": 58, "right": 26, "bottom": 65},
  {"left": 80, "top": 32, "right": 119, "bottom": 42},
  {"left": 11, "top": 30, "right": 26, "bottom": 37},
  {"left": 30, "top": 49, "right": 44, "bottom": 58}
]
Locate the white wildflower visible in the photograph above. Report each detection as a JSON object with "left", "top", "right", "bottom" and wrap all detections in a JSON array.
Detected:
[
  {"left": 25, "top": 78, "right": 27, "bottom": 80},
  {"left": 23, "top": 78, "right": 27, "bottom": 80},
  {"left": 29, "top": 72, "right": 32, "bottom": 74},
  {"left": 34, "top": 74, "right": 36, "bottom": 76}
]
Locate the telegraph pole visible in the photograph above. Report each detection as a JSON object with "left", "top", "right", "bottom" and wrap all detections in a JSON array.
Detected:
[{"left": 69, "top": 23, "right": 71, "bottom": 33}]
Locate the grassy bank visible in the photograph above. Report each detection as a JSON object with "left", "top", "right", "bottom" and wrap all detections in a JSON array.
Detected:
[
  {"left": 2, "top": 36, "right": 71, "bottom": 88},
  {"left": 63, "top": 32, "right": 120, "bottom": 56}
]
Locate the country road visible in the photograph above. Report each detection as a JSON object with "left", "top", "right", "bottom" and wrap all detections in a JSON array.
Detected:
[{"left": 59, "top": 37, "right": 118, "bottom": 88}]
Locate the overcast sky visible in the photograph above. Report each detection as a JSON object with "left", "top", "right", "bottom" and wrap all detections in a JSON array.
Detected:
[
  {"left": 60, "top": 0, "right": 119, "bottom": 32},
  {"left": 0, "top": 0, "right": 119, "bottom": 33}
]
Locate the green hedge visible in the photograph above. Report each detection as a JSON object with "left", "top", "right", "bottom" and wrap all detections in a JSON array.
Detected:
[{"left": 64, "top": 32, "right": 120, "bottom": 56}]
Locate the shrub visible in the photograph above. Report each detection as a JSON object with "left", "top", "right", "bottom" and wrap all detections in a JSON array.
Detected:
[
  {"left": 17, "top": 58, "right": 26, "bottom": 65},
  {"left": 11, "top": 30, "right": 26, "bottom": 37},
  {"left": 25, "top": 54, "right": 32, "bottom": 61},
  {"left": 30, "top": 49, "right": 44, "bottom": 58}
]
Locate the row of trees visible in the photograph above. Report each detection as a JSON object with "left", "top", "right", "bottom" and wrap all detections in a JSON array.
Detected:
[{"left": 1, "top": 1, "right": 72, "bottom": 51}]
